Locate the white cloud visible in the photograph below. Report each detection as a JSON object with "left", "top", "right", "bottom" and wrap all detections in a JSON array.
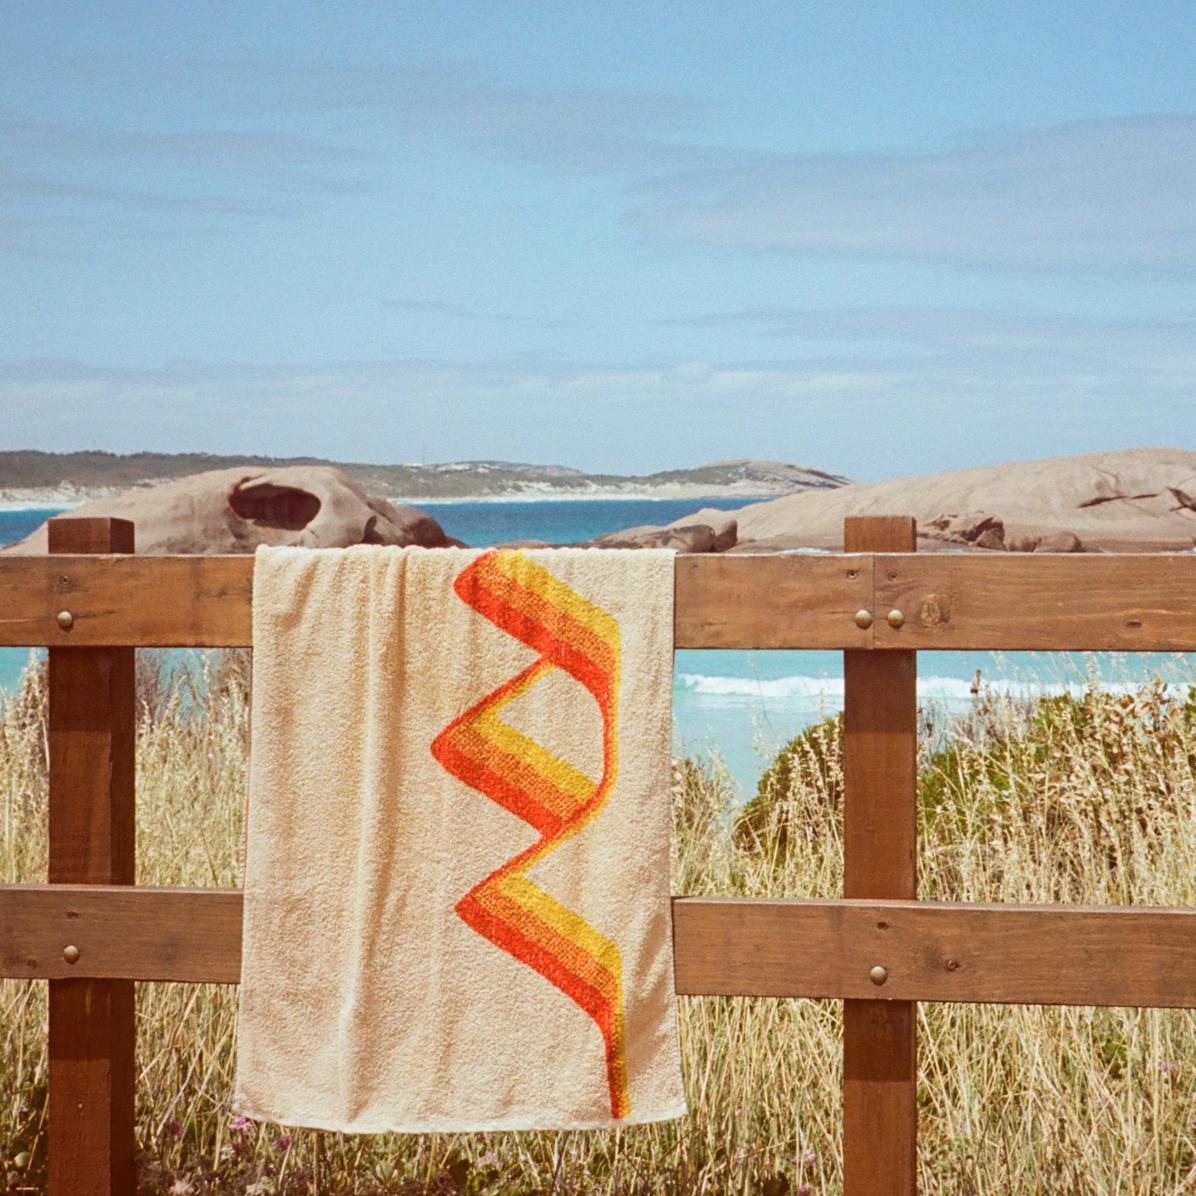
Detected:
[
  {"left": 0, "top": 113, "right": 371, "bottom": 244},
  {"left": 211, "top": 62, "right": 705, "bottom": 169},
  {"left": 1, "top": 342, "right": 1192, "bottom": 480},
  {"left": 0, "top": 119, "right": 364, "bottom": 169},
  {"left": 665, "top": 306, "right": 1196, "bottom": 367},
  {"left": 631, "top": 116, "right": 1196, "bottom": 276},
  {"left": 0, "top": 159, "right": 290, "bottom": 216}
]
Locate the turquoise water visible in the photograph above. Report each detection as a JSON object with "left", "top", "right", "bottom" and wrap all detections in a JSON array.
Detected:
[
  {"left": 3, "top": 505, "right": 1193, "bottom": 796},
  {"left": 421, "top": 497, "right": 747, "bottom": 549}
]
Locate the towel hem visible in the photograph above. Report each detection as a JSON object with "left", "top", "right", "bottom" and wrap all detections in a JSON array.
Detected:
[{"left": 231, "top": 1100, "right": 690, "bottom": 1134}]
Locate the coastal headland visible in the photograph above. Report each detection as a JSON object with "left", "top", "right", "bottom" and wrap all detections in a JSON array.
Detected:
[
  {"left": 3, "top": 447, "right": 1194, "bottom": 555},
  {"left": 0, "top": 451, "right": 848, "bottom": 508},
  {"left": 679, "top": 447, "right": 1196, "bottom": 554}
]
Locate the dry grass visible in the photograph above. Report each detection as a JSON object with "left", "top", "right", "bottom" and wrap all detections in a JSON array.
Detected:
[{"left": 4, "top": 653, "right": 1196, "bottom": 1193}]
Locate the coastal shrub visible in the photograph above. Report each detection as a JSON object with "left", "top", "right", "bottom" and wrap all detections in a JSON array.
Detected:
[
  {"left": 6, "top": 658, "right": 1196, "bottom": 1193},
  {"left": 734, "top": 714, "right": 842, "bottom": 862}
]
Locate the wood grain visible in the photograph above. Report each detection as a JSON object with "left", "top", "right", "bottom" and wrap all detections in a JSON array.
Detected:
[
  {"left": 0, "top": 885, "right": 243, "bottom": 983},
  {"left": 3, "top": 551, "right": 1196, "bottom": 649},
  {"left": 873, "top": 553, "right": 1196, "bottom": 650},
  {"left": 0, "top": 554, "right": 254, "bottom": 647},
  {"left": 673, "top": 553, "right": 872, "bottom": 647},
  {"left": 842, "top": 515, "right": 917, "bottom": 1196},
  {"left": 672, "top": 897, "right": 1196, "bottom": 1006},
  {"left": 46, "top": 518, "right": 136, "bottom": 1196},
  {"left": 0, "top": 553, "right": 875, "bottom": 649},
  {"left": 8, "top": 887, "right": 1196, "bottom": 1007}
]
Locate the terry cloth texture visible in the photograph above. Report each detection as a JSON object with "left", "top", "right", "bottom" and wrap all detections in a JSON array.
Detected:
[{"left": 234, "top": 545, "right": 686, "bottom": 1133}]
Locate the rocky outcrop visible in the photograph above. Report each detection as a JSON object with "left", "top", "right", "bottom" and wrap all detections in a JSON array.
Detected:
[
  {"left": 588, "top": 516, "right": 737, "bottom": 553},
  {"left": 923, "top": 513, "right": 1084, "bottom": 553},
  {"left": 920, "top": 511, "right": 1006, "bottom": 551},
  {"left": 0, "top": 466, "right": 459, "bottom": 554},
  {"left": 684, "top": 448, "right": 1196, "bottom": 554}
]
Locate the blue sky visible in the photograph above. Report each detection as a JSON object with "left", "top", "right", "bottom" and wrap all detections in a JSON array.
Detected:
[{"left": 2, "top": 0, "right": 1194, "bottom": 480}]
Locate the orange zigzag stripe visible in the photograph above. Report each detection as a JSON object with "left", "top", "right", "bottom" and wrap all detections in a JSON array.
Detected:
[{"left": 430, "top": 551, "right": 629, "bottom": 1119}]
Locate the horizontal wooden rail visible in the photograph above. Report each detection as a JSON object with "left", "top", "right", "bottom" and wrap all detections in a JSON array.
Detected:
[
  {"left": 3, "top": 551, "right": 1196, "bottom": 650},
  {"left": 0, "top": 555, "right": 255, "bottom": 648},
  {"left": 873, "top": 553, "right": 1196, "bottom": 651},
  {"left": 1, "top": 885, "right": 244, "bottom": 983},
  {"left": 0, "top": 553, "right": 872, "bottom": 650},
  {"left": 7, "top": 885, "right": 1196, "bottom": 1008},
  {"left": 672, "top": 896, "right": 1196, "bottom": 1006}
]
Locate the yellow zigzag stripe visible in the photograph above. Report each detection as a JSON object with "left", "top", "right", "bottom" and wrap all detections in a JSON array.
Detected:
[{"left": 431, "top": 551, "right": 630, "bottom": 1119}]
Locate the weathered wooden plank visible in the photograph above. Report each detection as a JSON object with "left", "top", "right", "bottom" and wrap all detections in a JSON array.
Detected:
[
  {"left": 874, "top": 552, "right": 1196, "bottom": 650},
  {"left": 46, "top": 518, "right": 137, "bottom": 1196},
  {"left": 672, "top": 897, "right": 1196, "bottom": 1007},
  {"left": 841, "top": 516, "right": 918, "bottom": 1196},
  {"left": 1, "top": 885, "right": 243, "bottom": 983},
  {"left": 4, "top": 551, "right": 1196, "bottom": 650},
  {"left": 8, "top": 886, "right": 1196, "bottom": 1008},
  {"left": 673, "top": 553, "right": 872, "bottom": 647},
  {"left": 0, "top": 553, "right": 874, "bottom": 650},
  {"left": 0, "top": 553, "right": 255, "bottom": 647}
]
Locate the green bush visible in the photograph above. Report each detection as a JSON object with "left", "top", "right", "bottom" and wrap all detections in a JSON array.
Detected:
[{"left": 734, "top": 713, "right": 842, "bottom": 860}]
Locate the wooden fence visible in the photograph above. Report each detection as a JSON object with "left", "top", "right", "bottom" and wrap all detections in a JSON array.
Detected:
[{"left": 3, "top": 513, "right": 1196, "bottom": 1196}]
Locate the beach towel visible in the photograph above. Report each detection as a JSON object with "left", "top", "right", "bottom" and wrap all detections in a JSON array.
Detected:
[{"left": 233, "top": 545, "right": 686, "bottom": 1132}]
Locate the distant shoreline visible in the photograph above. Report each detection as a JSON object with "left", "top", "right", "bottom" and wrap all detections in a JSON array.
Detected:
[
  {"left": 409, "top": 489, "right": 765, "bottom": 505},
  {"left": 0, "top": 486, "right": 777, "bottom": 513}
]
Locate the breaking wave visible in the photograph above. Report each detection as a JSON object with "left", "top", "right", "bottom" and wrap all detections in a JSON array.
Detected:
[{"left": 674, "top": 673, "right": 1156, "bottom": 703}]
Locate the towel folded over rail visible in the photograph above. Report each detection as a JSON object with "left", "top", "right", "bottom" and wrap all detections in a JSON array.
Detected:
[{"left": 234, "top": 545, "right": 686, "bottom": 1132}]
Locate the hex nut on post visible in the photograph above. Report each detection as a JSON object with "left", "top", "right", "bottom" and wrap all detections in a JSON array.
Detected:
[
  {"left": 887, "top": 609, "right": 905, "bottom": 628},
  {"left": 56, "top": 610, "right": 74, "bottom": 630},
  {"left": 62, "top": 945, "right": 80, "bottom": 964},
  {"left": 869, "top": 965, "right": 888, "bottom": 986},
  {"left": 854, "top": 609, "right": 873, "bottom": 629}
]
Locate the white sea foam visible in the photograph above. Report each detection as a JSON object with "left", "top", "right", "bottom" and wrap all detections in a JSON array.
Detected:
[
  {"left": 0, "top": 500, "right": 79, "bottom": 512},
  {"left": 676, "top": 673, "right": 843, "bottom": 698},
  {"left": 675, "top": 672, "right": 1161, "bottom": 703}
]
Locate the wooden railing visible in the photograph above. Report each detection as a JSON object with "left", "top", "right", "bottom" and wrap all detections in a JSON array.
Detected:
[{"left": 3, "top": 514, "right": 1196, "bottom": 1196}]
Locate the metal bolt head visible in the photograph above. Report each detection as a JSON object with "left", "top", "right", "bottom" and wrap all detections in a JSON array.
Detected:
[
  {"left": 887, "top": 609, "right": 905, "bottom": 629},
  {"left": 869, "top": 965, "right": 888, "bottom": 986},
  {"left": 56, "top": 610, "right": 74, "bottom": 630},
  {"left": 854, "top": 609, "right": 873, "bottom": 629},
  {"left": 62, "top": 944, "right": 80, "bottom": 964}
]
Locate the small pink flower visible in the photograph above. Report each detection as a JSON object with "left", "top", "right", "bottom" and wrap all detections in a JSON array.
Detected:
[
  {"left": 1158, "top": 1061, "right": 1178, "bottom": 1075},
  {"left": 478, "top": 1151, "right": 499, "bottom": 1168},
  {"left": 796, "top": 1185, "right": 811, "bottom": 1196},
  {"left": 273, "top": 1134, "right": 292, "bottom": 1151},
  {"left": 803, "top": 1150, "right": 816, "bottom": 1166},
  {"left": 165, "top": 1119, "right": 184, "bottom": 1138},
  {"left": 230, "top": 1115, "right": 255, "bottom": 1134}
]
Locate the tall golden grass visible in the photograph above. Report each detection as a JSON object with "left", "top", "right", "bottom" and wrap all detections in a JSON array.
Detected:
[{"left": 4, "top": 653, "right": 1196, "bottom": 1194}]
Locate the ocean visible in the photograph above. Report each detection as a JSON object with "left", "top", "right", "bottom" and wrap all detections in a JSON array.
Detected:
[{"left": 3, "top": 501, "right": 1192, "bottom": 797}]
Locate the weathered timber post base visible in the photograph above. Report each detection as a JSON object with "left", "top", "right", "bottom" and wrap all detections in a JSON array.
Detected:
[
  {"left": 47, "top": 518, "right": 137, "bottom": 1196},
  {"left": 842, "top": 515, "right": 918, "bottom": 1196}
]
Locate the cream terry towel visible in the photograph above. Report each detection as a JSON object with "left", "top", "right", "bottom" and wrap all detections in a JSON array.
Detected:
[{"left": 234, "top": 545, "right": 686, "bottom": 1132}]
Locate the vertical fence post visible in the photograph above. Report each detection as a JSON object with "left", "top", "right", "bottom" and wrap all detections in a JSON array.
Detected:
[
  {"left": 842, "top": 515, "right": 918, "bottom": 1196},
  {"left": 47, "top": 518, "right": 137, "bottom": 1196}
]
